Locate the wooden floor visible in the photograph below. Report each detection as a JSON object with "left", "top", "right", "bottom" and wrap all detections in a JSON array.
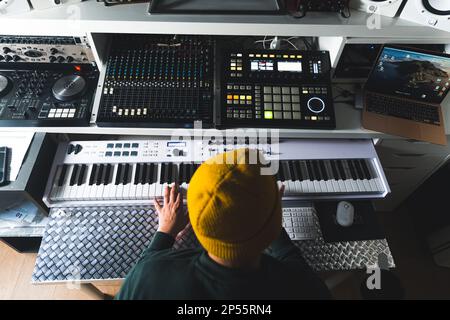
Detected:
[
  {"left": 1, "top": 206, "right": 450, "bottom": 299},
  {"left": 0, "top": 241, "right": 120, "bottom": 300}
]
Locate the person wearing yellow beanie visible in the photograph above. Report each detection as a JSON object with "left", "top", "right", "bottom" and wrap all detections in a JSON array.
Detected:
[{"left": 117, "top": 148, "right": 330, "bottom": 300}]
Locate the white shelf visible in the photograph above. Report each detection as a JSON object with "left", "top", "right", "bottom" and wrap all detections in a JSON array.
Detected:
[
  {"left": 2, "top": 2, "right": 450, "bottom": 39},
  {"left": 0, "top": 102, "right": 412, "bottom": 139}
]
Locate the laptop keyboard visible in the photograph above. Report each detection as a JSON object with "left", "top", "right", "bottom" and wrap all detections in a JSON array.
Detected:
[{"left": 367, "top": 93, "right": 440, "bottom": 125}]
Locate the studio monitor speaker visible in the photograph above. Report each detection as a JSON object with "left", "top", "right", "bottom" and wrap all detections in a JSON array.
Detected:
[
  {"left": 350, "top": 0, "right": 405, "bottom": 17},
  {"left": 400, "top": 0, "right": 450, "bottom": 32},
  {"left": 0, "top": 0, "right": 31, "bottom": 15}
]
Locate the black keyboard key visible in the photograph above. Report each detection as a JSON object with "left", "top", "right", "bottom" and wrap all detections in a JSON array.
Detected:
[
  {"left": 305, "top": 161, "right": 315, "bottom": 180},
  {"left": 77, "top": 164, "right": 87, "bottom": 186},
  {"left": 57, "top": 164, "right": 68, "bottom": 187},
  {"left": 312, "top": 160, "right": 321, "bottom": 181},
  {"left": 104, "top": 164, "right": 113, "bottom": 185},
  {"left": 330, "top": 160, "right": 340, "bottom": 180},
  {"left": 290, "top": 161, "right": 299, "bottom": 181},
  {"left": 134, "top": 164, "right": 141, "bottom": 185},
  {"left": 123, "top": 164, "right": 131, "bottom": 185},
  {"left": 319, "top": 160, "right": 328, "bottom": 181},
  {"left": 89, "top": 164, "right": 98, "bottom": 186},
  {"left": 159, "top": 163, "right": 166, "bottom": 183},
  {"left": 336, "top": 160, "right": 346, "bottom": 180},
  {"left": 299, "top": 161, "right": 309, "bottom": 180},
  {"left": 115, "top": 164, "right": 123, "bottom": 185},
  {"left": 353, "top": 160, "right": 364, "bottom": 180},
  {"left": 69, "top": 165, "right": 79, "bottom": 186},
  {"left": 96, "top": 164, "right": 104, "bottom": 185}
]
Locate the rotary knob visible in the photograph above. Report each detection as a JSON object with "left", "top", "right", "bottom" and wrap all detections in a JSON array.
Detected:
[
  {"left": 12, "top": 55, "right": 21, "bottom": 62},
  {"left": 49, "top": 56, "right": 56, "bottom": 63},
  {"left": 50, "top": 48, "right": 58, "bottom": 55},
  {"left": 4, "top": 55, "right": 12, "bottom": 62},
  {"left": 66, "top": 56, "right": 74, "bottom": 63},
  {"left": 2, "top": 47, "right": 11, "bottom": 54},
  {"left": 56, "top": 56, "right": 65, "bottom": 63}
]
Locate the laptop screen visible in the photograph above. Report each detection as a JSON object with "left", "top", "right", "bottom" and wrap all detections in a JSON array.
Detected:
[{"left": 367, "top": 46, "right": 450, "bottom": 104}]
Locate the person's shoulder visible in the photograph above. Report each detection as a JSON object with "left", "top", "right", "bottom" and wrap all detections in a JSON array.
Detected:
[{"left": 261, "top": 254, "right": 332, "bottom": 299}]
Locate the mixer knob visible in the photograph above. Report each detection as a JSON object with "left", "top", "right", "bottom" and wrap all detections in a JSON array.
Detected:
[
  {"left": 49, "top": 56, "right": 56, "bottom": 63},
  {"left": 50, "top": 48, "right": 58, "bottom": 55},
  {"left": 66, "top": 56, "right": 74, "bottom": 63},
  {"left": 172, "top": 148, "right": 182, "bottom": 157},
  {"left": 3, "top": 47, "right": 11, "bottom": 54},
  {"left": 0, "top": 56, "right": 4, "bottom": 61},
  {"left": 4, "top": 55, "right": 12, "bottom": 62},
  {"left": 12, "top": 55, "right": 21, "bottom": 62},
  {"left": 56, "top": 56, "right": 65, "bottom": 63}
]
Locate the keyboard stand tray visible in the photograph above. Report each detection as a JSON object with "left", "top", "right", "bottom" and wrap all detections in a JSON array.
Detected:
[{"left": 32, "top": 206, "right": 394, "bottom": 283}]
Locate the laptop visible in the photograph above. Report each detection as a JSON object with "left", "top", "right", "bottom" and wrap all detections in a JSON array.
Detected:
[{"left": 362, "top": 45, "right": 450, "bottom": 145}]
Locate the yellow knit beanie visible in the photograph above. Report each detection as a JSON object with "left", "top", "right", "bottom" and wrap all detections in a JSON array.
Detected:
[{"left": 187, "top": 148, "right": 282, "bottom": 261}]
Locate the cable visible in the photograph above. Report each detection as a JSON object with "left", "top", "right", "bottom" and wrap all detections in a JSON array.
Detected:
[{"left": 283, "top": 39, "right": 298, "bottom": 50}]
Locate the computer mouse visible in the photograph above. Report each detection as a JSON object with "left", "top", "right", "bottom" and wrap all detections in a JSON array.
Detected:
[{"left": 336, "top": 201, "right": 354, "bottom": 227}]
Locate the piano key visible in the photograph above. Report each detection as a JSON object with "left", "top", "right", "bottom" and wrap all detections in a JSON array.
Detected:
[
  {"left": 336, "top": 160, "right": 346, "bottom": 179},
  {"left": 305, "top": 161, "right": 315, "bottom": 181},
  {"left": 115, "top": 164, "right": 122, "bottom": 185},
  {"left": 299, "top": 161, "right": 309, "bottom": 180},
  {"left": 167, "top": 163, "right": 174, "bottom": 184},
  {"left": 123, "top": 164, "right": 131, "bottom": 185},
  {"left": 312, "top": 161, "right": 322, "bottom": 181},
  {"left": 353, "top": 160, "right": 364, "bottom": 180},
  {"left": 60, "top": 165, "right": 74, "bottom": 201},
  {"left": 347, "top": 159, "right": 358, "bottom": 180},
  {"left": 341, "top": 160, "right": 353, "bottom": 180},
  {"left": 57, "top": 164, "right": 68, "bottom": 187},
  {"left": 141, "top": 164, "right": 148, "bottom": 184},
  {"left": 89, "top": 164, "right": 97, "bottom": 185},
  {"left": 319, "top": 160, "right": 328, "bottom": 181},
  {"left": 159, "top": 163, "right": 167, "bottom": 183},
  {"left": 69, "top": 164, "right": 79, "bottom": 186},
  {"left": 96, "top": 164, "right": 104, "bottom": 185},
  {"left": 330, "top": 160, "right": 340, "bottom": 180},
  {"left": 128, "top": 164, "right": 137, "bottom": 200},
  {"left": 359, "top": 159, "right": 370, "bottom": 180},
  {"left": 134, "top": 164, "right": 142, "bottom": 185},
  {"left": 282, "top": 162, "right": 291, "bottom": 181},
  {"left": 77, "top": 164, "right": 87, "bottom": 186},
  {"left": 103, "top": 164, "right": 117, "bottom": 200}
]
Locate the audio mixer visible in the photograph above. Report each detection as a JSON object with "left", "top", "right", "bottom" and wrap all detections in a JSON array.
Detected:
[
  {"left": 0, "top": 63, "right": 99, "bottom": 127},
  {"left": 219, "top": 49, "right": 335, "bottom": 129},
  {"left": 96, "top": 35, "right": 215, "bottom": 128}
]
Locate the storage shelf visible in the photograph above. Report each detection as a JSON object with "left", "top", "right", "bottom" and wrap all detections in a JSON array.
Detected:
[
  {"left": 0, "top": 103, "right": 421, "bottom": 139},
  {"left": 2, "top": 2, "right": 450, "bottom": 39}
]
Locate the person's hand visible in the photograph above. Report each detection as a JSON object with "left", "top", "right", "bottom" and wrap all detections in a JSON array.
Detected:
[
  {"left": 153, "top": 183, "right": 189, "bottom": 238},
  {"left": 279, "top": 183, "right": 285, "bottom": 199}
]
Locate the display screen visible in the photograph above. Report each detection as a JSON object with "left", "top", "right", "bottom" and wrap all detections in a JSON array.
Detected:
[
  {"left": 250, "top": 60, "right": 274, "bottom": 71},
  {"left": 277, "top": 61, "right": 302, "bottom": 72},
  {"left": 368, "top": 47, "right": 450, "bottom": 104},
  {"left": 167, "top": 141, "right": 186, "bottom": 147}
]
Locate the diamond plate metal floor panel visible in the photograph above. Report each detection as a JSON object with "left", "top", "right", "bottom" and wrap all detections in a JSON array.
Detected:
[{"left": 33, "top": 206, "right": 394, "bottom": 283}]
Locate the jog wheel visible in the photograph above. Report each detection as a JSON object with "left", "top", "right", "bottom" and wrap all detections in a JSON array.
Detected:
[
  {"left": 0, "top": 74, "right": 11, "bottom": 97},
  {"left": 52, "top": 75, "right": 86, "bottom": 102}
]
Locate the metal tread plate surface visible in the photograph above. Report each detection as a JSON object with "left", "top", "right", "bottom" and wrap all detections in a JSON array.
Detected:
[{"left": 32, "top": 206, "right": 394, "bottom": 283}]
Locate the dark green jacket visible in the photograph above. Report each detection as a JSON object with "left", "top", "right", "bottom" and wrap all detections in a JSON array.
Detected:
[{"left": 116, "top": 229, "right": 331, "bottom": 300}]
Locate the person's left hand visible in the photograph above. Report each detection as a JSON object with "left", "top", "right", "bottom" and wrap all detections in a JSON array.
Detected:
[{"left": 154, "top": 183, "right": 189, "bottom": 238}]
